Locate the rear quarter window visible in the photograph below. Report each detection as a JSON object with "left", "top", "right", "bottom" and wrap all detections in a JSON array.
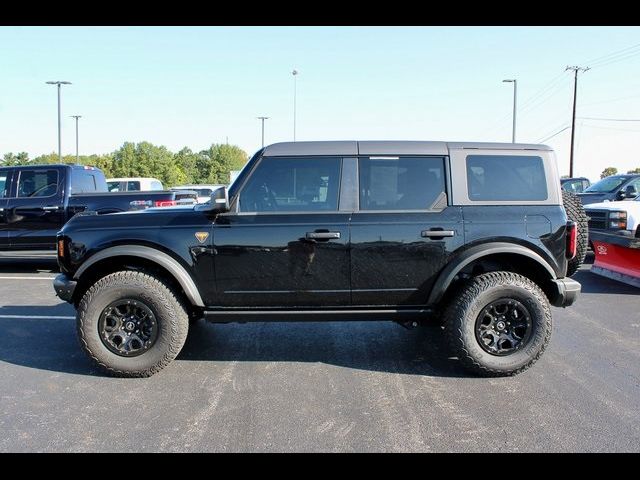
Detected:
[{"left": 466, "top": 155, "right": 547, "bottom": 201}]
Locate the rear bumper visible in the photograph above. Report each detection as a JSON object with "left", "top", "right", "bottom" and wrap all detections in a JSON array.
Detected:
[
  {"left": 549, "top": 277, "right": 581, "bottom": 307},
  {"left": 53, "top": 273, "right": 77, "bottom": 303}
]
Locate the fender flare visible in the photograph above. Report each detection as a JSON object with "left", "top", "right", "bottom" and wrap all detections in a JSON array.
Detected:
[
  {"left": 427, "top": 242, "right": 557, "bottom": 305},
  {"left": 73, "top": 245, "right": 205, "bottom": 307}
]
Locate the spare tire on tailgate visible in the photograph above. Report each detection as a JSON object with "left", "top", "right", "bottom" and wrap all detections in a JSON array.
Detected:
[{"left": 562, "top": 190, "right": 588, "bottom": 277}]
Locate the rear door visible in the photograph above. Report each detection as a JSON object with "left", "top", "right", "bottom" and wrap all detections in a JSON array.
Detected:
[
  {"left": 350, "top": 155, "right": 464, "bottom": 306},
  {"left": 0, "top": 169, "right": 12, "bottom": 249},
  {"left": 6, "top": 167, "right": 66, "bottom": 251}
]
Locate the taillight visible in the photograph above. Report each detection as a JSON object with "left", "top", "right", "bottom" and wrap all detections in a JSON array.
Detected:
[
  {"left": 154, "top": 200, "right": 177, "bottom": 207},
  {"left": 566, "top": 221, "right": 577, "bottom": 259}
]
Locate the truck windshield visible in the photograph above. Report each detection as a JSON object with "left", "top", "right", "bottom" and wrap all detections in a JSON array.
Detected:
[{"left": 584, "top": 176, "right": 627, "bottom": 193}]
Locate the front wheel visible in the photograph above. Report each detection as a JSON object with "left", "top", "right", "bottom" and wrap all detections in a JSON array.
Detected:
[
  {"left": 76, "top": 270, "right": 189, "bottom": 377},
  {"left": 443, "top": 271, "right": 552, "bottom": 376}
]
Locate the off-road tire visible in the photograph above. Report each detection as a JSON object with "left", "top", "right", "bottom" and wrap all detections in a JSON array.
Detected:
[
  {"left": 77, "top": 270, "right": 189, "bottom": 377},
  {"left": 562, "top": 189, "right": 588, "bottom": 277},
  {"left": 444, "top": 271, "right": 552, "bottom": 377}
]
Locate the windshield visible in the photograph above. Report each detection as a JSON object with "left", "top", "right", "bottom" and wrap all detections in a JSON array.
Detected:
[{"left": 584, "top": 176, "right": 627, "bottom": 193}]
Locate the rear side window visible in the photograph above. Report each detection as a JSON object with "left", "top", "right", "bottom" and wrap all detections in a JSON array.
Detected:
[
  {"left": 71, "top": 172, "right": 97, "bottom": 193},
  {"left": 359, "top": 156, "right": 446, "bottom": 210},
  {"left": 17, "top": 170, "right": 59, "bottom": 198},
  {"left": 239, "top": 156, "right": 341, "bottom": 212},
  {"left": 0, "top": 173, "right": 8, "bottom": 198},
  {"left": 127, "top": 181, "right": 141, "bottom": 191},
  {"left": 466, "top": 155, "right": 547, "bottom": 201},
  {"left": 150, "top": 180, "right": 163, "bottom": 190}
]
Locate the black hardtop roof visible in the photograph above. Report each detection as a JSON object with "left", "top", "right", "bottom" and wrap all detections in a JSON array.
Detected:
[{"left": 262, "top": 141, "right": 552, "bottom": 157}]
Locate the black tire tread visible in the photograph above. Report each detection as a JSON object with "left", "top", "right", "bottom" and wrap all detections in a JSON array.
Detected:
[
  {"left": 444, "top": 271, "right": 552, "bottom": 377},
  {"left": 562, "top": 189, "right": 589, "bottom": 277},
  {"left": 77, "top": 270, "right": 189, "bottom": 378}
]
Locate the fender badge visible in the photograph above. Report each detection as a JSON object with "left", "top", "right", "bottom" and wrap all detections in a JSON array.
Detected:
[{"left": 195, "top": 232, "right": 209, "bottom": 244}]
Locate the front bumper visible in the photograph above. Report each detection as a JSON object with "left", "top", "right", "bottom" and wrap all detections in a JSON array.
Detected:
[
  {"left": 549, "top": 277, "right": 581, "bottom": 307},
  {"left": 53, "top": 273, "right": 77, "bottom": 303}
]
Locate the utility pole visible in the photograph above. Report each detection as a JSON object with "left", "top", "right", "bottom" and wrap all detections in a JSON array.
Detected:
[
  {"left": 566, "top": 66, "right": 589, "bottom": 177},
  {"left": 292, "top": 69, "right": 298, "bottom": 141},
  {"left": 70, "top": 115, "right": 82, "bottom": 162},
  {"left": 257, "top": 116, "right": 269, "bottom": 148},
  {"left": 46, "top": 81, "right": 72, "bottom": 161}
]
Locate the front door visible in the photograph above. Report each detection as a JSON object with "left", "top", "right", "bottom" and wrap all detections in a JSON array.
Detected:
[
  {"left": 6, "top": 167, "right": 66, "bottom": 251},
  {"left": 350, "top": 155, "right": 464, "bottom": 306},
  {"left": 213, "top": 155, "right": 350, "bottom": 307}
]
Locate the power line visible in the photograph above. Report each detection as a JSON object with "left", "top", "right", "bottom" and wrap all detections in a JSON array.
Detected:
[
  {"left": 583, "top": 42, "right": 640, "bottom": 66},
  {"left": 579, "top": 117, "right": 640, "bottom": 122},
  {"left": 537, "top": 125, "right": 571, "bottom": 143},
  {"left": 591, "top": 49, "right": 640, "bottom": 69}
]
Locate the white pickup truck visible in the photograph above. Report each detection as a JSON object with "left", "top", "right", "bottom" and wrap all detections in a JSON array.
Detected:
[{"left": 584, "top": 198, "right": 640, "bottom": 288}]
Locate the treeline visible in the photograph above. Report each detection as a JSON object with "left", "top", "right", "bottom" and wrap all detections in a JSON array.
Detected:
[
  {"left": 1, "top": 141, "right": 249, "bottom": 187},
  {"left": 601, "top": 167, "right": 640, "bottom": 179}
]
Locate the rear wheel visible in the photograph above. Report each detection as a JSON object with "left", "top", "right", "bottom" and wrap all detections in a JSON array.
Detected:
[
  {"left": 562, "top": 190, "right": 588, "bottom": 276},
  {"left": 444, "top": 271, "right": 552, "bottom": 376},
  {"left": 77, "top": 270, "right": 189, "bottom": 377}
]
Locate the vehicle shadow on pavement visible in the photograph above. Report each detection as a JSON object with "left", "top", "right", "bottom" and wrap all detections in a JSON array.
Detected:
[
  {"left": 0, "top": 304, "right": 472, "bottom": 378},
  {"left": 0, "top": 259, "right": 59, "bottom": 273},
  {"left": 573, "top": 261, "right": 639, "bottom": 296},
  {"left": 0, "top": 304, "right": 98, "bottom": 376},
  {"left": 178, "top": 320, "right": 474, "bottom": 378}
]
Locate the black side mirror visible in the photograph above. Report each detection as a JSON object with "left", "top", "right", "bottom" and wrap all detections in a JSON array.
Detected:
[
  {"left": 209, "top": 186, "right": 229, "bottom": 213},
  {"left": 625, "top": 185, "right": 638, "bottom": 198}
]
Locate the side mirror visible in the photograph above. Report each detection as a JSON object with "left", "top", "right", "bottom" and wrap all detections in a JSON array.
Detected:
[
  {"left": 209, "top": 186, "right": 230, "bottom": 213},
  {"left": 625, "top": 185, "right": 638, "bottom": 198}
]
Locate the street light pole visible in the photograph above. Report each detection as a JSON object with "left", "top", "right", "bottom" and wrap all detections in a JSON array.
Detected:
[
  {"left": 46, "top": 81, "right": 72, "bottom": 161},
  {"left": 257, "top": 116, "right": 269, "bottom": 148},
  {"left": 70, "top": 115, "right": 82, "bottom": 162},
  {"left": 292, "top": 69, "right": 298, "bottom": 141},
  {"left": 502, "top": 79, "right": 517, "bottom": 143}
]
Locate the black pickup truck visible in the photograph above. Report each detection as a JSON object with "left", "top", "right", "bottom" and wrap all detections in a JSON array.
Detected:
[
  {"left": 0, "top": 164, "right": 176, "bottom": 257},
  {"left": 53, "top": 141, "right": 584, "bottom": 378}
]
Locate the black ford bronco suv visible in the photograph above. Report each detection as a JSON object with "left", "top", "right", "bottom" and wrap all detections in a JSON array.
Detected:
[{"left": 53, "top": 141, "right": 585, "bottom": 377}]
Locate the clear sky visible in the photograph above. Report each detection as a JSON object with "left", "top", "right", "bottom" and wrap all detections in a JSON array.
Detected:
[{"left": 1, "top": 26, "right": 639, "bottom": 181}]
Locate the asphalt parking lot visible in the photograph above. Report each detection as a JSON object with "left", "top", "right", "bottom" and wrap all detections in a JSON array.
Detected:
[{"left": 0, "top": 255, "right": 638, "bottom": 452}]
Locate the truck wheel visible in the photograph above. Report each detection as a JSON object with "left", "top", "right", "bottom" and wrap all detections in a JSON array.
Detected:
[
  {"left": 562, "top": 190, "right": 588, "bottom": 277},
  {"left": 444, "top": 271, "right": 552, "bottom": 377},
  {"left": 76, "top": 271, "right": 189, "bottom": 377}
]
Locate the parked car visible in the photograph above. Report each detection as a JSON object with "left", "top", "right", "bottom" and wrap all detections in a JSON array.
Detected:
[
  {"left": 577, "top": 174, "right": 640, "bottom": 205},
  {"left": 107, "top": 177, "right": 164, "bottom": 192},
  {"left": 0, "top": 164, "right": 176, "bottom": 258},
  {"left": 171, "top": 184, "right": 225, "bottom": 203},
  {"left": 54, "top": 141, "right": 584, "bottom": 378},
  {"left": 561, "top": 177, "right": 590, "bottom": 193}
]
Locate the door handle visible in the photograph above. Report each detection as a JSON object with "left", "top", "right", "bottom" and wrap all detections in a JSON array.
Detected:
[
  {"left": 421, "top": 229, "right": 455, "bottom": 238},
  {"left": 305, "top": 231, "right": 341, "bottom": 240},
  {"left": 42, "top": 206, "right": 60, "bottom": 212}
]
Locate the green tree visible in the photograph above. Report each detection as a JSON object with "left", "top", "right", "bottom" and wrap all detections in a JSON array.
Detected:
[
  {"left": 173, "top": 147, "right": 200, "bottom": 184},
  {"left": 111, "top": 142, "right": 185, "bottom": 187},
  {"left": 627, "top": 167, "right": 640, "bottom": 174},
  {"left": 601, "top": 167, "right": 618, "bottom": 179},
  {"left": 199, "top": 144, "right": 248, "bottom": 184},
  {"left": 2, "top": 152, "right": 30, "bottom": 166}
]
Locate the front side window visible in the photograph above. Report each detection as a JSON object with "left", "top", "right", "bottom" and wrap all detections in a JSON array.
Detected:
[
  {"left": 467, "top": 155, "right": 547, "bottom": 201},
  {"left": 107, "top": 181, "right": 120, "bottom": 192},
  {"left": 17, "top": 170, "right": 59, "bottom": 198},
  {"left": 127, "top": 181, "right": 141, "bottom": 191},
  {"left": 239, "top": 156, "right": 341, "bottom": 212},
  {"left": 359, "top": 156, "right": 446, "bottom": 210}
]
